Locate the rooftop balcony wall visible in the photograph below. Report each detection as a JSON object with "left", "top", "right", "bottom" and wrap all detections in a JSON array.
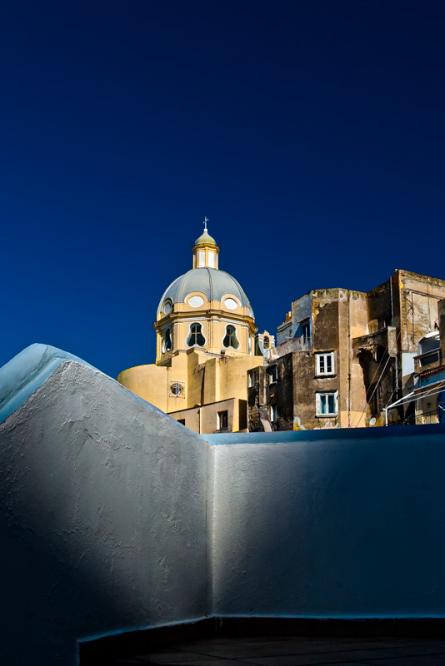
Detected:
[
  {"left": 2, "top": 345, "right": 445, "bottom": 665},
  {"left": 208, "top": 426, "right": 445, "bottom": 619}
]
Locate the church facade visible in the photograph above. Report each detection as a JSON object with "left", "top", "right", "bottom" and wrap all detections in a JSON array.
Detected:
[{"left": 117, "top": 225, "right": 264, "bottom": 433}]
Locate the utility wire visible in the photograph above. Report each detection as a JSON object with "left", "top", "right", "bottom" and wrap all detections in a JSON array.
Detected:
[{"left": 385, "top": 381, "right": 445, "bottom": 410}]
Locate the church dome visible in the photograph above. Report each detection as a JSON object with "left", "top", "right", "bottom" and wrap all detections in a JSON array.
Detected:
[
  {"left": 194, "top": 229, "right": 217, "bottom": 247},
  {"left": 158, "top": 268, "right": 254, "bottom": 317}
]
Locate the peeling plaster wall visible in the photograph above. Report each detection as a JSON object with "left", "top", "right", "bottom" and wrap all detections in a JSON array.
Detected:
[
  {"left": 209, "top": 427, "right": 445, "bottom": 619},
  {"left": 0, "top": 359, "right": 210, "bottom": 665},
  {"left": 398, "top": 271, "right": 445, "bottom": 353}
]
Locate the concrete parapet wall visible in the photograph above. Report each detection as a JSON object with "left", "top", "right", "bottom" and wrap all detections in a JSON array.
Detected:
[
  {"left": 0, "top": 348, "right": 209, "bottom": 665},
  {"left": 2, "top": 345, "right": 445, "bottom": 664},
  {"left": 208, "top": 426, "right": 445, "bottom": 618}
]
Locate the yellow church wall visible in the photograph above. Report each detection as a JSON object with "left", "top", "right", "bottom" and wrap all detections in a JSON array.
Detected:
[
  {"left": 118, "top": 348, "right": 260, "bottom": 429},
  {"left": 118, "top": 348, "right": 263, "bottom": 423},
  {"left": 185, "top": 351, "right": 205, "bottom": 409},
  {"left": 200, "top": 398, "right": 238, "bottom": 433},
  {"left": 118, "top": 226, "right": 261, "bottom": 433},
  {"left": 218, "top": 355, "right": 264, "bottom": 402},
  {"left": 202, "top": 357, "right": 219, "bottom": 405},
  {"left": 171, "top": 407, "right": 201, "bottom": 431},
  {"left": 157, "top": 316, "right": 253, "bottom": 362},
  {"left": 170, "top": 398, "right": 241, "bottom": 434},
  {"left": 165, "top": 352, "right": 188, "bottom": 412},
  {"left": 117, "top": 364, "right": 169, "bottom": 411}
]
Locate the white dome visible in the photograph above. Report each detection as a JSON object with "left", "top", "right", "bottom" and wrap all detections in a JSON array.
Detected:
[{"left": 158, "top": 268, "right": 254, "bottom": 317}]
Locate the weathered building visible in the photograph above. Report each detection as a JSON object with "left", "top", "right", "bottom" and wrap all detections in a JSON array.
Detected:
[
  {"left": 249, "top": 288, "right": 369, "bottom": 430},
  {"left": 249, "top": 270, "right": 445, "bottom": 431},
  {"left": 401, "top": 298, "right": 445, "bottom": 425}
]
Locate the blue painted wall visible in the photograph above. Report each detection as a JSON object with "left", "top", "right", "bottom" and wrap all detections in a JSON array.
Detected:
[
  {"left": 210, "top": 425, "right": 445, "bottom": 618},
  {"left": 3, "top": 345, "right": 445, "bottom": 665}
]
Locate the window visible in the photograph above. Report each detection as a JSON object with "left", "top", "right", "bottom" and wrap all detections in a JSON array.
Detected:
[
  {"left": 316, "top": 352, "right": 335, "bottom": 376},
  {"left": 163, "top": 299, "right": 173, "bottom": 315},
  {"left": 223, "top": 325, "right": 239, "bottom": 349},
  {"left": 217, "top": 410, "right": 229, "bottom": 431},
  {"left": 187, "top": 295, "right": 204, "bottom": 308},
  {"left": 162, "top": 327, "right": 172, "bottom": 352},
  {"left": 187, "top": 322, "right": 205, "bottom": 347},
  {"left": 263, "top": 336, "right": 270, "bottom": 349},
  {"left": 223, "top": 297, "right": 239, "bottom": 310},
  {"left": 177, "top": 419, "right": 186, "bottom": 426},
  {"left": 268, "top": 365, "right": 278, "bottom": 384},
  {"left": 170, "top": 382, "right": 184, "bottom": 397},
  {"left": 248, "top": 372, "right": 254, "bottom": 388},
  {"left": 316, "top": 392, "right": 338, "bottom": 417},
  {"left": 270, "top": 404, "right": 277, "bottom": 422}
]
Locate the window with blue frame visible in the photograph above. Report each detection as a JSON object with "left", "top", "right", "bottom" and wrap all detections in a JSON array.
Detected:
[{"left": 316, "top": 391, "right": 338, "bottom": 416}]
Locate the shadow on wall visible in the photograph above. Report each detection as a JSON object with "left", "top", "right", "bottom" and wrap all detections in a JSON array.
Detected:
[
  {"left": 0, "top": 356, "right": 210, "bottom": 666},
  {"left": 0, "top": 502, "right": 123, "bottom": 663},
  {"left": 3, "top": 344, "right": 445, "bottom": 665}
]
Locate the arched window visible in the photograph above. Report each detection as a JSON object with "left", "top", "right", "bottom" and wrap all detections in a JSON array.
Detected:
[
  {"left": 187, "top": 322, "right": 205, "bottom": 347},
  {"left": 263, "top": 336, "right": 270, "bottom": 349},
  {"left": 223, "top": 325, "right": 239, "bottom": 349},
  {"left": 162, "top": 327, "right": 172, "bottom": 352}
]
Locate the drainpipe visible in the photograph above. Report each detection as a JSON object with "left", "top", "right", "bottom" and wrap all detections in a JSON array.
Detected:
[{"left": 390, "top": 275, "right": 399, "bottom": 398}]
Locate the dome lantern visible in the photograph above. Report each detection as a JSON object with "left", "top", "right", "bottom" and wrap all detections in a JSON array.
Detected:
[{"left": 193, "top": 217, "right": 219, "bottom": 269}]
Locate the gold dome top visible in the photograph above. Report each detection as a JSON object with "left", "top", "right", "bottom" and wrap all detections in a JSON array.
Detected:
[
  {"left": 194, "top": 217, "right": 218, "bottom": 248},
  {"left": 194, "top": 229, "right": 217, "bottom": 247}
]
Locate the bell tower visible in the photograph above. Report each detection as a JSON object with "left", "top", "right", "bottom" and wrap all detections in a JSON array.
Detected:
[{"left": 192, "top": 217, "right": 219, "bottom": 269}]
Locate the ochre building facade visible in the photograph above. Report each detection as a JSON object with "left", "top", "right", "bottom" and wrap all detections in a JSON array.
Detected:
[{"left": 117, "top": 227, "right": 263, "bottom": 433}]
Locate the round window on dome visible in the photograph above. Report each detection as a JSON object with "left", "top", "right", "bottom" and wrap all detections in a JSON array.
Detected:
[
  {"left": 223, "top": 297, "right": 239, "bottom": 310},
  {"left": 163, "top": 299, "right": 173, "bottom": 315},
  {"left": 186, "top": 295, "right": 205, "bottom": 308}
]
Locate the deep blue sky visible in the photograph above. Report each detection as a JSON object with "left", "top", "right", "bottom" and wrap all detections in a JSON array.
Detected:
[{"left": 2, "top": 1, "right": 445, "bottom": 376}]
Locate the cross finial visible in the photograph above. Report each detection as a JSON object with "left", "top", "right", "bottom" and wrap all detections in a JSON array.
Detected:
[{"left": 203, "top": 216, "right": 209, "bottom": 232}]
